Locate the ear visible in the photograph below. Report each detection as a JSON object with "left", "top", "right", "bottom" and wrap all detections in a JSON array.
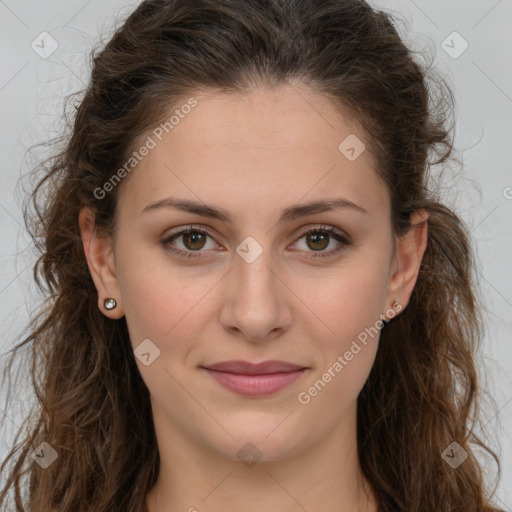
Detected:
[
  {"left": 386, "top": 209, "right": 429, "bottom": 314},
  {"left": 78, "top": 207, "right": 124, "bottom": 319}
]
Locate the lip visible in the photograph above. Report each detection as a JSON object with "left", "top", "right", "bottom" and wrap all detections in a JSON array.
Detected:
[
  {"left": 203, "top": 360, "right": 307, "bottom": 374},
  {"left": 201, "top": 360, "right": 308, "bottom": 397}
]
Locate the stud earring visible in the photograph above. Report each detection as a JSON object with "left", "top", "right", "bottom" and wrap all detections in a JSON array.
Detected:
[
  {"left": 104, "top": 298, "right": 117, "bottom": 311},
  {"left": 382, "top": 298, "right": 401, "bottom": 325}
]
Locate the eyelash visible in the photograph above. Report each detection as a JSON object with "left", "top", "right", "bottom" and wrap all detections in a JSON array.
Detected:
[{"left": 160, "top": 224, "right": 352, "bottom": 259}]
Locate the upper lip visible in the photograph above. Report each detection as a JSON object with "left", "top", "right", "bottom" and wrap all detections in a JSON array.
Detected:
[{"left": 202, "top": 360, "right": 307, "bottom": 375}]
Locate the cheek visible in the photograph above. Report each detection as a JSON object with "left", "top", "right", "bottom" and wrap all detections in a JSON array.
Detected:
[
  {"left": 115, "top": 252, "right": 212, "bottom": 406},
  {"left": 298, "top": 250, "right": 390, "bottom": 342},
  {"left": 296, "top": 301, "right": 382, "bottom": 419},
  {"left": 296, "top": 253, "right": 390, "bottom": 401},
  {"left": 115, "top": 239, "right": 215, "bottom": 344}
]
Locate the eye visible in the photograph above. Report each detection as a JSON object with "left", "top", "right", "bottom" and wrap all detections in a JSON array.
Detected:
[
  {"left": 160, "top": 224, "right": 351, "bottom": 259},
  {"left": 161, "top": 226, "right": 220, "bottom": 258},
  {"left": 292, "top": 225, "right": 352, "bottom": 258}
]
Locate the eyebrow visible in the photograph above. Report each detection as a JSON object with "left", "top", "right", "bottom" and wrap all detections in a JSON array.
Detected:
[{"left": 141, "top": 196, "right": 369, "bottom": 222}]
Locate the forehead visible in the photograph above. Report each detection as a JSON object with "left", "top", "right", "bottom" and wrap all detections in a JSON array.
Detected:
[{"left": 117, "top": 84, "right": 390, "bottom": 221}]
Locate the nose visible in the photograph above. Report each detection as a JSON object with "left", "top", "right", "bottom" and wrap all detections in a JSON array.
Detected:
[{"left": 218, "top": 243, "right": 292, "bottom": 343}]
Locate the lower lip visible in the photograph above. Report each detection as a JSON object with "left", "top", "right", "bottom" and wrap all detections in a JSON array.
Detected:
[{"left": 202, "top": 368, "right": 307, "bottom": 397}]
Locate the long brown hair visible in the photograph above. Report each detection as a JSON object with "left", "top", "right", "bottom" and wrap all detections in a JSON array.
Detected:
[{"left": 0, "top": 0, "right": 502, "bottom": 510}]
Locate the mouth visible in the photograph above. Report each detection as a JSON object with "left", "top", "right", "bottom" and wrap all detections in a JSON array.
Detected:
[{"left": 200, "top": 360, "right": 309, "bottom": 397}]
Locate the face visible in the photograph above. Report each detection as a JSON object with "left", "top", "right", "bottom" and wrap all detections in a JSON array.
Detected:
[{"left": 81, "top": 83, "right": 426, "bottom": 464}]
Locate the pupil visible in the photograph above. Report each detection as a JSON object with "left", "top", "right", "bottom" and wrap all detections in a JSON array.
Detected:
[
  {"left": 308, "top": 233, "right": 329, "bottom": 251},
  {"left": 184, "top": 232, "right": 206, "bottom": 250}
]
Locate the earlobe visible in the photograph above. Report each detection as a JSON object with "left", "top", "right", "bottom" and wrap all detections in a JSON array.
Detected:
[
  {"left": 387, "top": 209, "right": 429, "bottom": 312},
  {"left": 78, "top": 207, "right": 124, "bottom": 319}
]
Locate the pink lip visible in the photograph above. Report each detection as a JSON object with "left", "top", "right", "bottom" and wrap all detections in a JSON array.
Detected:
[{"left": 201, "top": 360, "right": 308, "bottom": 397}]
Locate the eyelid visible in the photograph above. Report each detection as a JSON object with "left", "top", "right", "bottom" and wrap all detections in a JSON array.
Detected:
[
  {"left": 294, "top": 224, "right": 347, "bottom": 239},
  {"left": 162, "top": 225, "right": 222, "bottom": 258},
  {"left": 164, "top": 224, "right": 223, "bottom": 246},
  {"left": 289, "top": 225, "right": 352, "bottom": 258}
]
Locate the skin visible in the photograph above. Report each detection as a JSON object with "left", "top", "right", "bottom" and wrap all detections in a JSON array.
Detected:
[{"left": 79, "top": 83, "right": 428, "bottom": 512}]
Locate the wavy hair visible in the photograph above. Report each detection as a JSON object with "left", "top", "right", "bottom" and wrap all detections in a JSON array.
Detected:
[{"left": 0, "top": 0, "right": 502, "bottom": 510}]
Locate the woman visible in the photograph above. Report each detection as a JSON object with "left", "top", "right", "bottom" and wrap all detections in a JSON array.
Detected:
[{"left": 0, "top": 0, "right": 503, "bottom": 510}]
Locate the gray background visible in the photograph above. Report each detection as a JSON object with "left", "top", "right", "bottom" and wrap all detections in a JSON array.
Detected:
[{"left": 0, "top": 0, "right": 510, "bottom": 509}]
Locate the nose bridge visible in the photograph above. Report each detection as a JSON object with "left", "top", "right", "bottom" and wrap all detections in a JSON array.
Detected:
[
  {"left": 234, "top": 234, "right": 279, "bottom": 303},
  {"left": 220, "top": 234, "right": 289, "bottom": 339}
]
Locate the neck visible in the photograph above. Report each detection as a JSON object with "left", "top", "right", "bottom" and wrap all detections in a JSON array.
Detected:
[{"left": 145, "top": 402, "right": 378, "bottom": 512}]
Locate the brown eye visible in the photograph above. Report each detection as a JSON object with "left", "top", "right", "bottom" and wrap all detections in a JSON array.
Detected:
[
  {"left": 293, "top": 226, "right": 352, "bottom": 259},
  {"left": 161, "top": 227, "right": 218, "bottom": 258},
  {"left": 182, "top": 231, "right": 207, "bottom": 250},
  {"left": 306, "top": 232, "right": 330, "bottom": 251},
  {"left": 162, "top": 225, "right": 351, "bottom": 260}
]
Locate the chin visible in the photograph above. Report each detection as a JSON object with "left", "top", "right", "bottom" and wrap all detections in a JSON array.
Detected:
[{"left": 203, "top": 421, "right": 306, "bottom": 464}]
